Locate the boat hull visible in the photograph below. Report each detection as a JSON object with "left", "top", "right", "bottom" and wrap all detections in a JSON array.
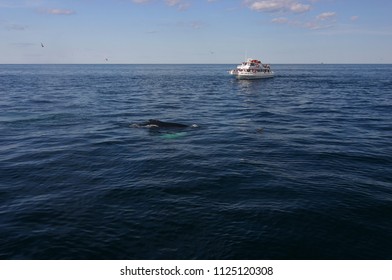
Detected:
[{"left": 231, "top": 72, "right": 274, "bottom": 80}]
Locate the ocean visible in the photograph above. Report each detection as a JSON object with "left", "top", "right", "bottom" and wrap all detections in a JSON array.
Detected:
[{"left": 0, "top": 64, "right": 391, "bottom": 259}]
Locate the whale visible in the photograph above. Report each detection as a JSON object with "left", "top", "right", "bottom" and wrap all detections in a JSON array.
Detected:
[
  {"left": 130, "top": 119, "right": 198, "bottom": 139},
  {"left": 144, "top": 119, "right": 189, "bottom": 128},
  {"left": 131, "top": 119, "right": 198, "bottom": 129}
]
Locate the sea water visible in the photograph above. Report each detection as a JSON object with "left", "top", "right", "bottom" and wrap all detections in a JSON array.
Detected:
[{"left": 0, "top": 64, "right": 391, "bottom": 259}]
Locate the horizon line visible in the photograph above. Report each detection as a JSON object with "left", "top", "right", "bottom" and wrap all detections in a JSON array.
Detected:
[{"left": 1, "top": 63, "right": 392, "bottom": 65}]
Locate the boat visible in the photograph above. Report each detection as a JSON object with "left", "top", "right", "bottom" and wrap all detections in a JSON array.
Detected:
[{"left": 229, "top": 58, "right": 274, "bottom": 79}]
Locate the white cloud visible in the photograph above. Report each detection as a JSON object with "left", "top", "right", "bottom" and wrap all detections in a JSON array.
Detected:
[
  {"left": 271, "top": 17, "right": 334, "bottom": 30},
  {"left": 38, "top": 8, "right": 76, "bottom": 15},
  {"left": 271, "top": 17, "right": 289, "bottom": 24},
  {"left": 245, "top": 0, "right": 311, "bottom": 14},
  {"left": 350, "top": 15, "right": 359, "bottom": 21},
  {"left": 132, "top": 0, "right": 151, "bottom": 3},
  {"left": 271, "top": 9, "right": 337, "bottom": 30},
  {"left": 165, "top": 0, "right": 190, "bottom": 10},
  {"left": 303, "top": 21, "right": 323, "bottom": 30},
  {"left": 165, "top": 0, "right": 180, "bottom": 5},
  {"left": 316, "top": 12, "right": 336, "bottom": 21},
  {"left": 132, "top": 0, "right": 190, "bottom": 10},
  {"left": 290, "top": 2, "right": 310, "bottom": 13},
  {"left": 250, "top": 1, "right": 281, "bottom": 12}
]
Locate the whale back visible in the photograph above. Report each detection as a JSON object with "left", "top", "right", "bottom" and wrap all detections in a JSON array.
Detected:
[{"left": 147, "top": 119, "right": 188, "bottom": 128}]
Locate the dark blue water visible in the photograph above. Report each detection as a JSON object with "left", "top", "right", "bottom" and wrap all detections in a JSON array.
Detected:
[{"left": 1, "top": 64, "right": 391, "bottom": 259}]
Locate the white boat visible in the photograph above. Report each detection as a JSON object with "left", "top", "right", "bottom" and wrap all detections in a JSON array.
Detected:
[{"left": 229, "top": 58, "right": 274, "bottom": 79}]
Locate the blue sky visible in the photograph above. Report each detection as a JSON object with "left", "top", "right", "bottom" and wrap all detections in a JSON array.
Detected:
[{"left": 1, "top": 0, "right": 391, "bottom": 63}]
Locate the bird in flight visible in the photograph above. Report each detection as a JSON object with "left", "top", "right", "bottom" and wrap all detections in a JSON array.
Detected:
[{"left": 41, "top": 43, "right": 44, "bottom": 48}]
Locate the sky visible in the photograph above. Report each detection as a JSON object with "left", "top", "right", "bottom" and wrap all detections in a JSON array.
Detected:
[{"left": 1, "top": 0, "right": 392, "bottom": 64}]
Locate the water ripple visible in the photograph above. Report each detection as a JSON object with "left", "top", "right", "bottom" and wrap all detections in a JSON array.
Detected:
[{"left": 0, "top": 64, "right": 391, "bottom": 259}]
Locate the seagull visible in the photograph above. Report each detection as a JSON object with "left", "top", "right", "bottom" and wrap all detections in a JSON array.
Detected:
[{"left": 41, "top": 43, "right": 44, "bottom": 48}]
